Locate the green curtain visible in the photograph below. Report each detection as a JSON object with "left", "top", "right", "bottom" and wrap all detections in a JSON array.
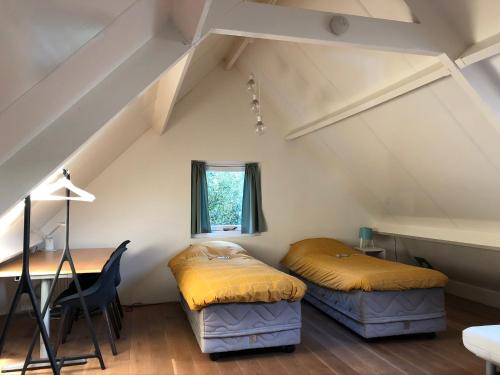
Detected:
[
  {"left": 191, "top": 161, "right": 211, "bottom": 235},
  {"left": 241, "top": 163, "right": 267, "bottom": 234}
]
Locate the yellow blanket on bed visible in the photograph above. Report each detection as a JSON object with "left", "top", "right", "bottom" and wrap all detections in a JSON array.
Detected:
[
  {"left": 168, "top": 242, "right": 306, "bottom": 310},
  {"left": 280, "top": 238, "right": 448, "bottom": 292}
]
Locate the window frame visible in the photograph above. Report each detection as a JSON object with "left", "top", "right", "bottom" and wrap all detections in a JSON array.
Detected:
[{"left": 191, "top": 161, "right": 259, "bottom": 239}]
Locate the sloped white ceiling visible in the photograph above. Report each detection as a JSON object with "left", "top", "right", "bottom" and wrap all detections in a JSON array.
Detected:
[
  {"left": 323, "top": 76, "right": 500, "bottom": 227},
  {"left": 0, "top": 89, "right": 153, "bottom": 262},
  {"left": 279, "top": 0, "right": 414, "bottom": 22},
  {"left": 239, "top": 39, "right": 437, "bottom": 128},
  {"left": 0, "top": 0, "right": 136, "bottom": 113},
  {"left": 433, "top": 0, "right": 500, "bottom": 45},
  {"left": 235, "top": 0, "right": 500, "bottom": 246},
  {"left": 2, "top": 0, "right": 500, "bottom": 252},
  {"left": 178, "top": 34, "right": 235, "bottom": 101}
]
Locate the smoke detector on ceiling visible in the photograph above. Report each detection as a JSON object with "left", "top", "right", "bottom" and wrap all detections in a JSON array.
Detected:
[{"left": 330, "top": 15, "right": 349, "bottom": 36}]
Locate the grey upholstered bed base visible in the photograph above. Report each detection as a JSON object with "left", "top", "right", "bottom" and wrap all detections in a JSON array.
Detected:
[
  {"left": 294, "top": 273, "right": 446, "bottom": 339},
  {"left": 180, "top": 295, "right": 301, "bottom": 354}
]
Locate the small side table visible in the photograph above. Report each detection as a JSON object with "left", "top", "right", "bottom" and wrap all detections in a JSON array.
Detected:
[{"left": 355, "top": 247, "right": 386, "bottom": 259}]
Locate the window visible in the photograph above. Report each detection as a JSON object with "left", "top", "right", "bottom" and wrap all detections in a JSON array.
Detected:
[
  {"left": 191, "top": 161, "right": 266, "bottom": 237},
  {"left": 206, "top": 164, "right": 245, "bottom": 233}
]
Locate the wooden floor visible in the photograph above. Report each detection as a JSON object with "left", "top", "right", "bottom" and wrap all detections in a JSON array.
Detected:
[{"left": 0, "top": 295, "right": 497, "bottom": 374}]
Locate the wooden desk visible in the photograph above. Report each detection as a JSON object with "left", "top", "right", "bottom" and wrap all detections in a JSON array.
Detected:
[
  {"left": 0, "top": 248, "right": 113, "bottom": 366},
  {"left": 0, "top": 248, "right": 114, "bottom": 279}
]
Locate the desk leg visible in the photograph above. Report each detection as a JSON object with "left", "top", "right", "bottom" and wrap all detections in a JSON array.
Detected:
[{"left": 39, "top": 279, "right": 51, "bottom": 358}]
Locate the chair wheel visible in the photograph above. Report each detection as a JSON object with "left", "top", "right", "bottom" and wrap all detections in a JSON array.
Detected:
[
  {"left": 282, "top": 345, "right": 295, "bottom": 353},
  {"left": 209, "top": 353, "right": 221, "bottom": 361}
]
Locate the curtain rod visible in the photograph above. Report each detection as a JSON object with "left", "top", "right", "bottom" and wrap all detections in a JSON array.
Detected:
[{"left": 205, "top": 161, "right": 252, "bottom": 168}]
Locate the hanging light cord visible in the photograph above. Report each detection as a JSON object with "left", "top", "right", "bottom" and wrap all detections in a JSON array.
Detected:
[{"left": 258, "top": 75, "right": 261, "bottom": 116}]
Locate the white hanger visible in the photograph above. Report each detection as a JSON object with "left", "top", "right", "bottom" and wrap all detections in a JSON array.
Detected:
[{"left": 31, "top": 177, "right": 95, "bottom": 202}]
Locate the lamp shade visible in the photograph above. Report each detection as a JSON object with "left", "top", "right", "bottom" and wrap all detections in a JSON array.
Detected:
[{"left": 359, "top": 227, "right": 373, "bottom": 241}]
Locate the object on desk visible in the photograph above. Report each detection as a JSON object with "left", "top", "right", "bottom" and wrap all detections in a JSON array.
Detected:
[
  {"left": 44, "top": 223, "right": 66, "bottom": 251},
  {"left": 358, "top": 227, "right": 374, "bottom": 249},
  {"left": 0, "top": 169, "right": 105, "bottom": 375},
  {"left": 32, "top": 222, "right": 66, "bottom": 251}
]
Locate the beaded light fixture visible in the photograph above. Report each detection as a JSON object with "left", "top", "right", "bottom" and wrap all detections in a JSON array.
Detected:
[{"left": 247, "top": 73, "right": 266, "bottom": 135}]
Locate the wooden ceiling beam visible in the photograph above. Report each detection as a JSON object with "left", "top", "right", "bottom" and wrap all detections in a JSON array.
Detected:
[
  {"left": 224, "top": 37, "right": 254, "bottom": 70},
  {"left": 0, "top": 25, "right": 190, "bottom": 215},
  {"left": 205, "top": 0, "right": 443, "bottom": 56},
  {"left": 151, "top": 0, "right": 214, "bottom": 135},
  {"left": 456, "top": 32, "right": 500, "bottom": 68},
  {"left": 151, "top": 54, "right": 191, "bottom": 135},
  {"left": 285, "top": 63, "right": 450, "bottom": 140},
  {"left": 404, "top": 0, "right": 467, "bottom": 59},
  {"left": 223, "top": 0, "right": 277, "bottom": 70},
  {"left": 439, "top": 53, "right": 500, "bottom": 134},
  {"left": 406, "top": 0, "right": 500, "bottom": 137}
]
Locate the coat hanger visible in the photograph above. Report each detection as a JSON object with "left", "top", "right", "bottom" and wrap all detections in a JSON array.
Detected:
[{"left": 31, "top": 175, "right": 95, "bottom": 202}]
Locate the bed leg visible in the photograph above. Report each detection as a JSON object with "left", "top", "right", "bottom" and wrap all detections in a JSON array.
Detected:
[
  {"left": 209, "top": 353, "right": 221, "bottom": 361},
  {"left": 282, "top": 345, "right": 295, "bottom": 354}
]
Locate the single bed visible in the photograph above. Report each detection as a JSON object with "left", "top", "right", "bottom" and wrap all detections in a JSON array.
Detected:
[
  {"left": 168, "top": 241, "right": 306, "bottom": 359},
  {"left": 281, "top": 238, "right": 448, "bottom": 339}
]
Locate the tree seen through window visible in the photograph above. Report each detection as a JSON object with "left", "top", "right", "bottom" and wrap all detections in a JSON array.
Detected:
[{"left": 206, "top": 170, "right": 245, "bottom": 226}]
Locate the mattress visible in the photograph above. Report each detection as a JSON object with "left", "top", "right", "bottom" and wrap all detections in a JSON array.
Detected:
[
  {"left": 180, "top": 295, "right": 301, "bottom": 353},
  {"left": 295, "top": 274, "right": 446, "bottom": 338},
  {"left": 169, "top": 242, "right": 306, "bottom": 310},
  {"left": 281, "top": 238, "right": 448, "bottom": 292}
]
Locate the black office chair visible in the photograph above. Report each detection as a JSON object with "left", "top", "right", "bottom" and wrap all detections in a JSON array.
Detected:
[
  {"left": 77, "top": 240, "right": 130, "bottom": 318},
  {"left": 55, "top": 240, "right": 130, "bottom": 334},
  {"left": 53, "top": 244, "right": 128, "bottom": 356}
]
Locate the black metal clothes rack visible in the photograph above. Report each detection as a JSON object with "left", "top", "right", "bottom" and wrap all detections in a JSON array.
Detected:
[
  {"left": 0, "top": 196, "right": 58, "bottom": 373},
  {"left": 0, "top": 170, "right": 105, "bottom": 374}
]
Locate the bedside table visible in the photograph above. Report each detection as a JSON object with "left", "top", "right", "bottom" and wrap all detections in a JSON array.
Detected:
[{"left": 354, "top": 247, "right": 386, "bottom": 259}]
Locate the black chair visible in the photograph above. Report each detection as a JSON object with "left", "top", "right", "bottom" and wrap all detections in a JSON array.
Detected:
[
  {"left": 55, "top": 241, "right": 129, "bottom": 333},
  {"left": 53, "top": 244, "right": 128, "bottom": 356},
  {"left": 78, "top": 240, "right": 130, "bottom": 308}
]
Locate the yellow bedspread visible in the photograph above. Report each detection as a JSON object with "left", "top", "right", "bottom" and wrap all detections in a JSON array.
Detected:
[
  {"left": 168, "top": 241, "right": 306, "bottom": 310},
  {"left": 281, "top": 238, "right": 448, "bottom": 292}
]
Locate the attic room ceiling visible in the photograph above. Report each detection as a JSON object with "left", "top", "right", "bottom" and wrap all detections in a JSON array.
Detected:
[
  {"left": 278, "top": 0, "right": 415, "bottom": 22},
  {"left": 231, "top": 0, "right": 500, "bottom": 247},
  {"left": 0, "top": 0, "right": 136, "bottom": 113},
  {"left": 2, "top": 0, "right": 500, "bottom": 251}
]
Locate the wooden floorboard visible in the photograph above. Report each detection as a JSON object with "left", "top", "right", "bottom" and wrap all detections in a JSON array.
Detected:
[{"left": 0, "top": 295, "right": 494, "bottom": 374}]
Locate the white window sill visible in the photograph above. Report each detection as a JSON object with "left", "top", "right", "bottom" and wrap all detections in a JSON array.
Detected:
[{"left": 191, "top": 230, "right": 260, "bottom": 239}]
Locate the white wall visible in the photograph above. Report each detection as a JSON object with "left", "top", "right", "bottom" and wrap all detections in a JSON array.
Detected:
[
  {"left": 44, "top": 66, "right": 372, "bottom": 305},
  {"left": 0, "top": 89, "right": 153, "bottom": 314},
  {"left": 401, "top": 237, "right": 500, "bottom": 308}
]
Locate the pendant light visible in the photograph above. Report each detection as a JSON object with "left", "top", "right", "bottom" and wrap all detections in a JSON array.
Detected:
[
  {"left": 255, "top": 115, "right": 266, "bottom": 135},
  {"left": 247, "top": 73, "right": 256, "bottom": 92},
  {"left": 246, "top": 72, "right": 266, "bottom": 135},
  {"left": 250, "top": 94, "right": 260, "bottom": 113}
]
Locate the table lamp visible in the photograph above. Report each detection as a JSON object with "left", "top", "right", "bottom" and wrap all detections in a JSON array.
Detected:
[
  {"left": 44, "top": 223, "right": 66, "bottom": 251},
  {"left": 359, "top": 227, "right": 374, "bottom": 249}
]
